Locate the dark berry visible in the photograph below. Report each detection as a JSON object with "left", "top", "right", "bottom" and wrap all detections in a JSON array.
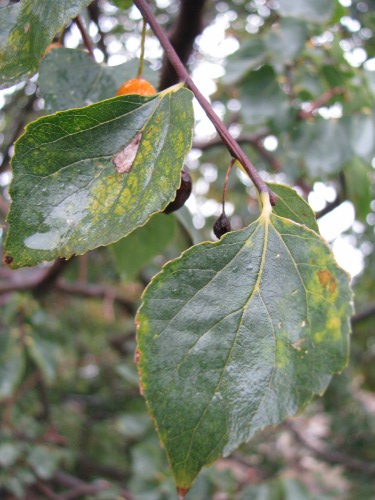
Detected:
[
  {"left": 164, "top": 169, "right": 192, "bottom": 214},
  {"left": 213, "top": 212, "right": 231, "bottom": 238}
]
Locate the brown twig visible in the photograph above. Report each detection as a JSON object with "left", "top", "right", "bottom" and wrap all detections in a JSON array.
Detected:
[
  {"left": 285, "top": 418, "right": 375, "bottom": 476},
  {"left": 298, "top": 86, "right": 345, "bottom": 120},
  {"left": 132, "top": 0, "right": 276, "bottom": 205},
  {"left": 194, "top": 133, "right": 282, "bottom": 172},
  {"left": 74, "top": 16, "right": 95, "bottom": 59},
  {"left": 55, "top": 280, "right": 136, "bottom": 314}
]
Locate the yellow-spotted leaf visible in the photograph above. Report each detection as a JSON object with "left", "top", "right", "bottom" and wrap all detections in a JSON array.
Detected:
[
  {"left": 0, "top": 0, "right": 92, "bottom": 90},
  {"left": 136, "top": 192, "right": 353, "bottom": 493},
  {"left": 4, "top": 86, "right": 194, "bottom": 268}
]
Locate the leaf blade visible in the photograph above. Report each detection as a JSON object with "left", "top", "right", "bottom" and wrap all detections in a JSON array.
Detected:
[
  {"left": 5, "top": 87, "right": 194, "bottom": 268},
  {"left": 0, "top": 0, "right": 92, "bottom": 89},
  {"left": 136, "top": 199, "right": 352, "bottom": 489}
]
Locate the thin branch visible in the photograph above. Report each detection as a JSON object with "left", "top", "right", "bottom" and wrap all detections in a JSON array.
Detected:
[
  {"left": 285, "top": 418, "right": 375, "bottom": 476},
  {"left": 74, "top": 16, "right": 95, "bottom": 59},
  {"left": 55, "top": 280, "right": 136, "bottom": 314},
  {"left": 194, "top": 133, "right": 281, "bottom": 172},
  {"left": 298, "top": 86, "right": 345, "bottom": 120},
  {"left": 132, "top": 0, "right": 276, "bottom": 205},
  {"left": 33, "top": 258, "right": 72, "bottom": 296},
  {"left": 351, "top": 303, "right": 375, "bottom": 325}
]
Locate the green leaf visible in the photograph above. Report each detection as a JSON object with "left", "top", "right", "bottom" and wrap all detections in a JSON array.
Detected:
[
  {"left": 223, "top": 39, "right": 266, "bottom": 86},
  {"left": 110, "top": 0, "right": 133, "bottom": 8},
  {"left": 293, "top": 119, "right": 352, "bottom": 177},
  {"left": 39, "top": 48, "right": 158, "bottom": 113},
  {"left": 5, "top": 86, "right": 194, "bottom": 269},
  {"left": 268, "top": 182, "right": 319, "bottom": 233},
  {"left": 350, "top": 113, "right": 375, "bottom": 161},
  {"left": 111, "top": 213, "right": 177, "bottom": 281},
  {"left": 0, "top": 0, "right": 92, "bottom": 90},
  {"left": 136, "top": 194, "right": 352, "bottom": 491},
  {"left": 27, "top": 338, "right": 59, "bottom": 384},
  {"left": 240, "top": 66, "right": 287, "bottom": 126},
  {"left": 265, "top": 18, "right": 308, "bottom": 64},
  {"left": 276, "top": 0, "right": 335, "bottom": 23},
  {"left": 343, "top": 158, "right": 372, "bottom": 222},
  {"left": 0, "top": 329, "right": 25, "bottom": 400}
]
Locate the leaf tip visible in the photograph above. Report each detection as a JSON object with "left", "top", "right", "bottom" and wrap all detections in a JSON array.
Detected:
[{"left": 177, "top": 486, "right": 190, "bottom": 499}]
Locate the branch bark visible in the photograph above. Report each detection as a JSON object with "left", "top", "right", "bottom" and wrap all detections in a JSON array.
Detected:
[
  {"left": 158, "top": 0, "right": 208, "bottom": 90},
  {"left": 132, "top": 0, "right": 276, "bottom": 204}
]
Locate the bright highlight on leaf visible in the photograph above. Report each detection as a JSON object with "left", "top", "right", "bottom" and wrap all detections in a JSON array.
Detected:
[
  {"left": 136, "top": 188, "right": 353, "bottom": 491},
  {"left": 5, "top": 87, "right": 194, "bottom": 268}
]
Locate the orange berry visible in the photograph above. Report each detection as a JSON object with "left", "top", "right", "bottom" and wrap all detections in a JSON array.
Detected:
[
  {"left": 116, "top": 77, "right": 156, "bottom": 97},
  {"left": 44, "top": 42, "right": 63, "bottom": 56}
]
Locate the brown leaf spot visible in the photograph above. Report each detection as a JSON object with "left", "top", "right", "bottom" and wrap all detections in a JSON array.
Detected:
[
  {"left": 317, "top": 269, "right": 336, "bottom": 293},
  {"left": 3, "top": 255, "right": 13, "bottom": 267},
  {"left": 24, "top": 22, "right": 30, "bottom": 33},
  {"left": 112, "top": 133, "right": 142, "bottom": 174}
]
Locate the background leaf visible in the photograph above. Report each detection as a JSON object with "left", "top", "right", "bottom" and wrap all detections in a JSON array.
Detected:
[
  {"left": 39, "top": 48, "right": 158, "bottom": 113},
  {"left": 110, "top": 213, "right": 177, "bottom": 281},
  {"left": 276, "top": 0, "right": 335, "bottom": 23},
  {"left": 137, "top": 203, "right": 352, "bottom": 489},
  {"left": 5, "top": 87, "right": 194, "bottom": 268},
  {"left": 268, "top": 182, "right": 319, "bottom": 233},
  {"left": 0, "top": 0, "right": 92, "bottom": 90}
]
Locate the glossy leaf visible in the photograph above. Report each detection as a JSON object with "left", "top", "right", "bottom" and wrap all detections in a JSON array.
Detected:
[
  {"left": 137, "top": 193, "right": 352, "bottom": 491},
  {"left": 277, "top": 0, "right": 335, "bottom": 23},
  {"left": 268, "top": 182, "right": 319, "bottom": 233},
  {"left": 0, "top": 0, "right": 92, "bottom": 90},
  {"left": 5, "top": 86, "right": 194, "bottom": 268},
  {"left": 111, "top": 213, "right": 177, "bottom": 281},
  {"left": 39, "top": 48, "right": 157, "bottom": 112}
]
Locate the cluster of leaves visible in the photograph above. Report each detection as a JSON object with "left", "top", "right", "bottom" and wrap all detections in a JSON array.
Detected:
[{"left": 0, "top": 0, "right": 374, "bottom": 498}]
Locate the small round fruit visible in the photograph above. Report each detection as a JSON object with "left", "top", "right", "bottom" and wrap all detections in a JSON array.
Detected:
[
  {"left": 44, "top": 42, "right": 63, "bottom": 56},
  {"left": 213, "top": 212, "right": 231, "bottom": 239},
  {"left": 164, "top": 169, "right": 192, "bottom": 214},
  {"left": 116, "top": 77, "right": 156, "bottom": 96}
]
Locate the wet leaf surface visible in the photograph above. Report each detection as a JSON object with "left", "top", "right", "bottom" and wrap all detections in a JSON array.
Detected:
[{"left": 137, "top": 192, "right": 353, "bottom": 490}]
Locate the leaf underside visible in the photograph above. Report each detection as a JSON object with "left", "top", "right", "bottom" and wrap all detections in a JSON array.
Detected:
[
  {"left": 136, "top": 209, "right": 353, "bottom": 489},
  {"left": 5, "top": 87, "right": 194, "bottom": 268}
]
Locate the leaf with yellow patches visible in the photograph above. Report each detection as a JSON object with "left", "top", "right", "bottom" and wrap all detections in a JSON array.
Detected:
[
  {"left": 136, "top": 189, "right": 353, "bottom": 492},
  {"left": 5, "top": 87, "right": 194, "bottom": 268}
]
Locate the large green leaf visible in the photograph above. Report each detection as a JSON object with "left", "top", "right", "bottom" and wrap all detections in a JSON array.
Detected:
[
  {"left": 4, "top": 86, "right": 194, "bottom": 268},
  {"left": 39, "top": 49, "right": 158, "bottom": 112},
  {"left": 276, "top": 0, "right": 335, "bottom": 23},
  {"left": 136, "top": 192, "right": 352, "bottom": 492},
  {"left": 0, "top": 0, "right": 92, "bottom": 90}
]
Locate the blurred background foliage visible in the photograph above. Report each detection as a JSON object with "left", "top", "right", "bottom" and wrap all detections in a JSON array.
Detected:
[{"left": 0, "top": 0, "right": 375, "bottom": 498}]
